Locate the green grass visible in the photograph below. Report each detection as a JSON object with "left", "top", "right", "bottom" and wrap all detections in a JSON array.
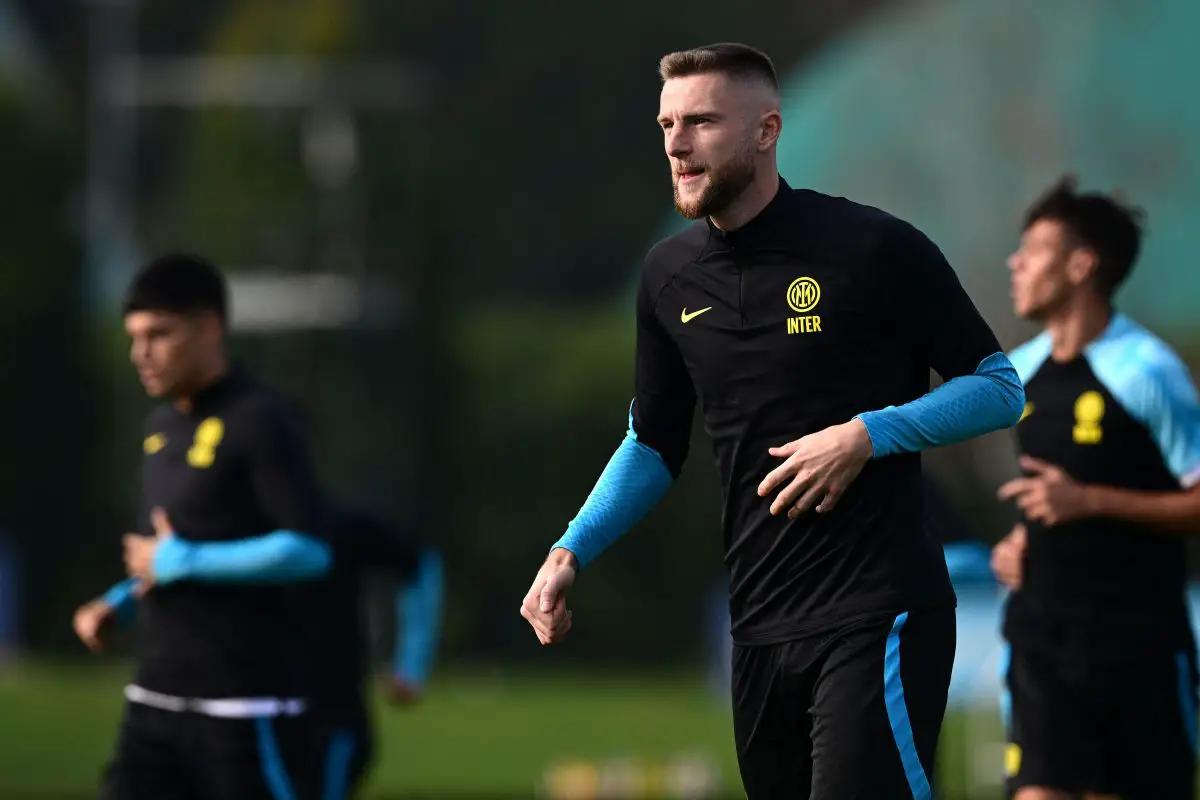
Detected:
[{"left": 0, "top": 661, "right": 1012, "bottom": 798}]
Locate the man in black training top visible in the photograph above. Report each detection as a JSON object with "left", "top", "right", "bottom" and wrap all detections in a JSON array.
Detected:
[
  {"left": 519, "top": 44, "right": 1024, "bottom": 799},
  {"left": 92, "top": 254, "right": 333, "bottom": 800},
  {"left": 992, "top": 177, "right": 1200, "bottom": 800}
]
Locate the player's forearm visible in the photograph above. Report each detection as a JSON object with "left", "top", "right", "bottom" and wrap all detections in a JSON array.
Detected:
[
  {"left": 1083, "top": 485, "right": 1200, "bottom": 535},
  {"left": 101, "top": 578, "right": 140, "bottom": 625},
  {"left": 550, "top": 432, "right": 674, "bottom": 568},
  {"left": 393, "top": 549, "right": 444, "bottom": 686},
  {"left": 857, "top": 352, "right": 1025, "bottom": 457},
  {"left": 153, "top": 530, "right": 333, "bottom": 584}
]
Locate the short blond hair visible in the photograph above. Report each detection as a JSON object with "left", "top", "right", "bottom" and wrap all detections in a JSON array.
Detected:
[{"left": 658, "top": 43, "right": 779, "bottom": 91}]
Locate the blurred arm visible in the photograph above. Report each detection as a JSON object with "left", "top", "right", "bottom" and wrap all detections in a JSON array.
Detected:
[
  {"left": 329, "top": 509, "right": 444, "bottom": 687},
  {"left": 100, "top": 577, "right": 141, "bottom": 625},
  {"left": 393, "top": 549, "right": 444, "bottom": 687},
  {"left": 1082, "top": 349, "right": 1200, "bottom": 535},
  {"left": 1082, "top": 484, "right": 1200, "bottom": 535},
  {"left": 153, "top": 531, "right": 332, "bottom": 584}
]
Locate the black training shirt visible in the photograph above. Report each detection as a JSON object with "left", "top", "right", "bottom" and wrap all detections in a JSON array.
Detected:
[
  {"left": 134, "top": 369, "right": 328, "bottom": 698},
  {"left": 633, "top": 178, "right": 1003, "bottom": 644},
  {"left": 1003, "top": 316, "right": 1200, "bottom": 658}
]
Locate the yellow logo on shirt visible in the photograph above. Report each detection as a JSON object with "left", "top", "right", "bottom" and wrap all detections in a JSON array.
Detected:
[
  {"left": 1019, "top": 402, "right": 1034, "bottom": 422},
  {"left": 786, "top": 277, "right": 820, "bottom": 313},
  {"left": 143, "top": 433, "right": 166, "bottom": 455},
  {"left": 1072, "top": 390, "right": 1105, "bottom": 445},
  {"left": 1005, "top": 743, "right": 1022, "bottom": 776},
  {"left": 785, "top": 277, "right": 822, "bottom": 335},
  {"left": 187, "top": 417, "right": 225, "bottom": 469}
]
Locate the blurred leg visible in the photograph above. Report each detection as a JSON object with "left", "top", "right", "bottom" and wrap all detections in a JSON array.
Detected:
[
  {"left": 1005, "top": 646, "right": 1100, "bottom": 798},
  {"left": 1102, "top": 648, "right": 1197, "bottom": 800},
  {"left": 100, "top": 702, "right": 194, "bottom": 800},
  {"left": 190, "top": 715, "right": 311, "bottom": 800}
]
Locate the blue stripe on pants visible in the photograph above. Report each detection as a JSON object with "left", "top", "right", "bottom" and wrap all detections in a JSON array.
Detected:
[
  {"left": 1177, "top": 651, "right": 1198, "bottom": 755},
  {"left": 323, "top": 729, "right": 358, "bottom": 800},
  {"left": 883, "top": 612, "right": 933, "bottom": 800},
  {"left": 254, "top": 717, "right": 298, "bottom": 800}
]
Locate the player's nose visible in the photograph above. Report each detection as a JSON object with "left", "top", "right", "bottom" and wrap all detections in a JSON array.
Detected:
[{"left": 665, "top": 131, "right": 691, "bottom": 159}]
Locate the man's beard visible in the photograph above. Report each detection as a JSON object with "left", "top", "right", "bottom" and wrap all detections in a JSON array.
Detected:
[{"left": 673, "top": 150, "right": 756, "bottom": 220}]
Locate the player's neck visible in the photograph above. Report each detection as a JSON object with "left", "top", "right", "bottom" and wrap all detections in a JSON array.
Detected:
[
  {"left": 1044, "top": 295, "right": 1112, "bottom": 362},
  {"left": 708, "top": 168, "right": 779, "bottom": 231},
  {"left": 173, "top": 358, "right": 230, "bottom": 414}
]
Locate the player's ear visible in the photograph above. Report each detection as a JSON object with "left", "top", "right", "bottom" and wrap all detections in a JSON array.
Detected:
[
  {"left": 1065, "top": 246, "right": 1098, "bottom": 286},
  {"left": 758, "top": 110, "right": 782, "bottom": 151},
  {"left": 197, "top": 310, "right": 224, "bottom": 346}
]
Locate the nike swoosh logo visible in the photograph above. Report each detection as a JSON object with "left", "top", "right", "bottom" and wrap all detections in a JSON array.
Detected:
[{"left": 681, "top": 306, "right": 713, "bottom": 323}]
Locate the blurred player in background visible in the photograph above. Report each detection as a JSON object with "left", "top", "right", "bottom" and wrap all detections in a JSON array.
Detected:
[
  {"left": 79, "top": 254, "right": 334, "bottom": 800},
  {"left": 993, "top": 176, "right": 1200, "bottom": 800},
  {"left": 520, "top": 42, "right": 1024, "bottom": 798},
  {"left": 72, "top": 254, "right": 443, "bottom": 799}
]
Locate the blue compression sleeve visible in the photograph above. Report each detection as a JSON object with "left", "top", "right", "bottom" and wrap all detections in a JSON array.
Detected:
[
  {"left": 153, "top": 531, "right": 333, "bottom": 585},
  {"left": 856, "top": 352, "right": 1024, "bottom": 458},
  {"left": 101, "top": 577, "right": 140, "bottom": 625},
  {"left": 393, "top": 549, "right": 444, "bottom": 687},
  {"left": 550, "top": 427, "right": 674, "bottom": 568}
]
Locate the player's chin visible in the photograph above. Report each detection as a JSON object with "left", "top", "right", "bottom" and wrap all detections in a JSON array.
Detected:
[
  {"left": 673, "top": 189, "right": 709, "bottom": 220},
  {"left": 1011, "top": 297, "right": 1038, "bottom": 321},
  {"left": 141, "top": 379, "right": 169, "bottom": 398}
]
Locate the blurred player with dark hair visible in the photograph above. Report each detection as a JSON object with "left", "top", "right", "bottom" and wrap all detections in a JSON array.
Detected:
[
  {"left": 519, "top": 42, "right": 1024, "bottom": 798},
  {"left": 72, "top": 253, "right": 334, "bottom": 799},
  {"left": 73, "top": 256, "right": 443, "bottom": 798},
  {"left": 994, "top": 176, "right": 1200, "bottom": 800}
]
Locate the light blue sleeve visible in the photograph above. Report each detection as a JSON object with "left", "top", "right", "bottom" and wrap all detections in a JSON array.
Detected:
[
  {"left": 101, "top": 577, "right": 140, "bottom": 626},
  {"left": 1088, "top": 317, "right": 1200, "bottom": 487},
  {"left": 1007, "top": 332, "right": 1052, "bottom": 385},
  {"left": 856, "top": 352, "right": 1026, "bottom": 458},
  {"left": 152, "top": 531, "right": 333, "bottom": 585},
  {"left": 393, "top": 549, "right": 444, "bottom": 687},
  {"left": 550, "top": 405, "right": 674, "bottom": 568}
]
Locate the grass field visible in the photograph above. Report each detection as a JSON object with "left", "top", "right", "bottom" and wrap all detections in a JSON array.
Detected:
[{"left": 0, "top": 660, "right": 1009, "bottom": 799}]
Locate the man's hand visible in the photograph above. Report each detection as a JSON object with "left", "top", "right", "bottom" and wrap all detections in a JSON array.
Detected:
[
  {"left": 73, "top": 598, "right": 117, "bottom": 653},
  {"left": 122, "top": 507, "right": 175, "bottom": 583},
  {"left": 757, "top": 419, "right": 874, "bottom": 518},
  {"left": 519, "top": 548, "right": 576, "bottom": 645},
  {"left": 997, "top": 456, "right": 1092, "bottom": 527},
  {"left": 990, "top": 523, "right": 1027, "bottom": 590},
  {"left": 383, "top": 676, "right": 423, "bottom": 707}
]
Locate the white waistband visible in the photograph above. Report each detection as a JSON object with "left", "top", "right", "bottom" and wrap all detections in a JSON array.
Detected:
[{"left": 125, "top": 684, "right": 306, "bottom": 718}]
